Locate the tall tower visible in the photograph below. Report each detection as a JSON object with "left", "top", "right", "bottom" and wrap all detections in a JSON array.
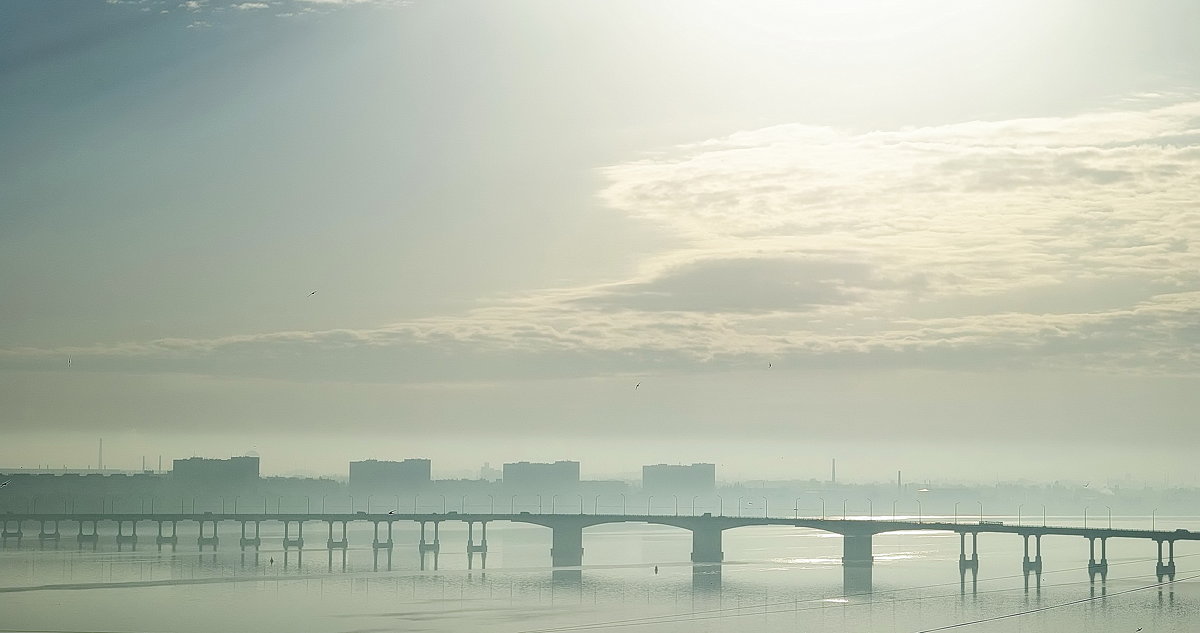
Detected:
[{"left": 831, "top": 458, "right": 836, "bottom": 484}]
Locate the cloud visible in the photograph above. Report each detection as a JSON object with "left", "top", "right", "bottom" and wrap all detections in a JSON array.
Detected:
[
  {"left": 3, "top": 97, "right": 1200, "bottom": 381},
  {"left": 232, "top": 2, "right": 270, "bottom": 9}
]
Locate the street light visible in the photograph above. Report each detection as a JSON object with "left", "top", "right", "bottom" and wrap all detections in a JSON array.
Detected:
[
  {"left": 620, "top": 493, "right": 627, "bottom": 515},
  {"left": 797, "top": 497, "right": 804, "bottom": 519},
  {"left": 414, "top": 494, "right": 420, "bottom": 514},
  {"left": 737, "top": 496, "right": 744, "bottom": 518},
  {"left": 648, "top": 496, "right": 654, "bottom": 516},
  {"left": 578, "top": 494, "right": 585, "bottom": 515},
  {"left": 536, "top": 494, "right": 542, "bottom": 514},
  {"left": 1152, "top": 508, "right": 1158, "bottom": 531},
  {"left": 595, "top": 494, "right": 602, "bottom": 515},
  {"left": 552, "top": 495, "right": 559, "bottom": 514},
  {"left": 234, "top": 496, "right": 239, "bottom": 514},
  {"left": 306, "top": 496, "right": 311, "bottom": 514},
  {"left": 488, "top": 494, "right": 495, "bottom": 514},
  {"left": 1018, "top": 504, "right": 1024, "bottom": 526},
  {"left": 892, "top": 499, "right": 898, "bottom": 521},
  {"left": 1105, "top": 505, "right": 1112, "bottom": 530},
  {"left": 367, "top": 495, "right": 374, "bottom": 514},
  {"left": 692, "top": 495, "right": 700, "bottom": 516},
  {"left": 818, "top": 497, "right": 825, "bottom": 520},
  {"left": 440, "top": 495, "right": 447, "bottom": 514},
  {"left": 1083, "top": 506, "right": 1089, "bottom": 529},
  {"left": 842, "top": 499, "right": 848, "bottom": 520},
  {"left": 954, "top": 501, "right": 960, "bottom": 524},
  {"left": 762, "top": 496, "right": 768, "bottom": 518},
  {"left": 916, "top": 499, "right": 922, "bottom": 523},
  {"left": 1041, "top": 504, "right": 1047, "bottom": 527},
  {"left": 977, "top": 501, "right": 983, "bottom": 524},
  {"left": 867, "top": 499, "right": 873, "bottom": 519},
  {"left": 510, "top": 495, "right": 517, "bottom": 514},
  {"left": 673, "top": 495, "right": 679, "bottom": 517},
  {"left": 716, "top": 495, "right": 723, "bottom": 517},
  {"left": 461, "top": 495, "right": 468, "bottom": 513}
]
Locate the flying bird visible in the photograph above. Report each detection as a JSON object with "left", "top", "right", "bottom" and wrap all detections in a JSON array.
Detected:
[
  {"left": 1083, "top": 482, "right": 1090, "bottom": 488},
  {"left": 635, "top": 382, "right": 640, "bottom": 390},
  {"left": 387, "top": 510, "right": 396, "bottom": 515},
  {"left": 308, "top": 291, "right": 317, "bottom": 296},
  {"left": 768, "top": 362, "right": 772, "bottom": 368},
  {"left": 0, "top": 480, "right": 9, "bottom": 487}
]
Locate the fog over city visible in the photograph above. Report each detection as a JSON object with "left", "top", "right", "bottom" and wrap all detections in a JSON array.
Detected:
[{"left": 4, "top": 1, "right": 1200, "bottom": 482}]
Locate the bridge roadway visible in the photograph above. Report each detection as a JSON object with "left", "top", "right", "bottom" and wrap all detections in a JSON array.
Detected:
[{"left": 2, "top": 512, "right": 1194, "bottom": 579}]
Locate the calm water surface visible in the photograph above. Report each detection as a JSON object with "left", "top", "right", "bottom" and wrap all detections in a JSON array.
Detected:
[{"left": 1, "top": 516, "right": 1197, "bottom": 632}]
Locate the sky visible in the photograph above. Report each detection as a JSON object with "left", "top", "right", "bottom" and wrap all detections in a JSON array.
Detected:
[{"left": 2, "top": 0, "right": 1199, "bottom": 484}]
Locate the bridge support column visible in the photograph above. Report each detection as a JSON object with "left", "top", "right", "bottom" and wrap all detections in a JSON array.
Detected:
[
  {"left": 156, "top": 521, "right": 178, "bottom": 548},
  {"left": 467, "top": 521, "right": 488, "bottom": 569},
  {"left": 690, "top": 526, "right": 723, "bottom": 563},
  {"left": 372, "top": 521, "right": 394, "bottom": 550},
  {"left": 1022, "top": 534, "right": 1042, "bottom": 593},
  {"left": 240, "top": 521, "right": 261, "bottom": 549},
  {"left": 38, "top": 520, "right": 60, "bottom": 544},
  {"left": 1088, "top": 537, "right": 1108, "bottom": 580},
  {"left": 77, "top": 520, "right": 98, "bottom": 546},
  {"left": 1, "top": 518, "right": 21, "bottom": 544},
  {"left": 1156, "top": 540, "right": 1176, "bottom": 581},
  {"left": 116, "top": 520, "right": 138, "bottom": 547},
  {"left": 551, "top": 524, "right": 584, "bottom": 567},
  {"left": 327, "top": 521, "right": 348, "bottom": 550},
  {"left": 419, "top": 521, "right": 441, "bottom": 570},
  {"left": 958, "top": 532, "right": 979, "bottom": 571},
  {"left": 283, "top": 520, "right": 304, "bottom": 549},
  {"left": 197, "top": 519, "right": 219, "bottom": 550}
]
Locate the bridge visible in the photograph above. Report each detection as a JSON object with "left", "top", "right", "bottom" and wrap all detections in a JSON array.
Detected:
[{"left": 3, "top": 511, "right": 1194, "bottom": 586}]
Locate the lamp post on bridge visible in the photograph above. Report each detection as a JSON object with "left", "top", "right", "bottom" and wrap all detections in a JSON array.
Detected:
[
  {"left": 552, "top": 495, "right": 559, "bottom": 514},
  {"left": 1042, "top": 504, "right": 1047, "bottom": 527},
  {"left": 595, "top": 494, "right": 602, "bottom": 515},
  {"left": 818, "top": 497, "right": 825, "bottom": 520},
  {"left": 1105, "top": 505, "right": 1112, "bottom": 530},
  {"left": 892, "top": 499, "right": 897, "bottom": 521},
  {"left": 578, "top": 494, "right": 584, "bottom": 515},
  {"left": 510, "top": 495, "right": 517, "bottom": 514},
  {"left": 916, "top": 499, "right": 922, "bottom": 523},
  {"left": 439, "top": 495, "right": 446, "bottom": 514},
  {"left": 761, "top": 497, "right": 767, "bottom": 518},
  {"left": 367, "top": 495, "right": 374, "bottom": 514},
  {"left": 716, "top": 495, "right": 723, "bottom": 517},
  {"left": 842, "top": 499, "right": 848, "bottom": 520},
  {"left": 234, "top": 496, "right": 239, "bottom": 514},
  {"left": 693, "top": 495, "right": 700, "bottom": 516},
  {"left": 305, "top": 496, "right": 311, "bottom": 514},
  {"left": 977, "top": 501, "right": 983, "bottom": 524},
  {"left": 647, "top": 496, "right": 654, "bottom": 516},
  {"left": 323, "top": 495, "right": 329, "bottom": 514},
  {"left": 797, "top": 497, "right": 804, "bottom": 519},
  {"left": 673, "top": 495, "right": 679, "bottom": 517},
  {"left": 488, "top": 494, "right": 494, "bottom": 514},
  {"left": 867, "top": 499, "right": 873, "bottom": 520},
  {"left": 1018, "top": 504, "right": 1023, "bottom": 526},
  {"left": 737, "top": 496, "right": 743, "bottom": 518},
  {"left": 1083, "top": 506, "right": 1089, "bottom": 529},
  {"left": 536, "top": 494, "right": 542, "bottom": 514},
  {"left": 394, "top": 495, "right": 400, "bottom": 514},
  {"left": 1152, "top": 508, "right": 1158, "bottom": 531},
  {"left": 620, "top": 493, "right": 627, "bottom": 515},
  {"left": 461, "top": 495, "right": 468, "bottom": 513}
]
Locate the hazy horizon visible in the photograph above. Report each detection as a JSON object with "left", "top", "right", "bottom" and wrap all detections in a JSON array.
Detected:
[{"left": 4, "top": 0, "right": 1200, "bottom": 485}]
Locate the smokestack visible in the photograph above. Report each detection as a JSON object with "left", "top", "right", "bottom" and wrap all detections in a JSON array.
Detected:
[
  {"left": 98, "top": 438, "right": 103, "bottom": 472},
  {"left": 898, "top": 470, "right": 902, "bottom": 492},
  {"left": 831, "top": 458, "right": 837, "bottom": 484}
]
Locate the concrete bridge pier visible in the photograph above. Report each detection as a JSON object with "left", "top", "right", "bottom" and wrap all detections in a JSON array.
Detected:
[
  {"left": 690, "top": 526, "right": 723, "bottom": 563},
  {"left": 156, "top": 521, "right": 178, "bottom": 549},
  {"left": 38, "top": 520, "right": 60, "bottom": 545},
  {"left": 77, "top": 520, "right": 98, "bottom": 547},
  {"left": 240, "top": 521, "right": 261, "bottom": 550},
  {"left": 467, "top": 521, "right": 488, "bottom": 570},
  {"left": 551, "top": 524, "right": 584, "bottom": 567},
  {"left": 327, "top": 521, "right": 348, "bottom": 550},
  {"left": 197, "top": 519, "right": 219, "bottom": 550},
  {"left": 1021, "top": 534, "right": 1043, "bottom": 593},
  {"left": 958, "top": 532, "right": 979, "bottom": 572},
  {"left": 116, "top": 520, "right": 138, "bottom": 549},
  {"left": 371, "top": 521, "right": 394, "bottom": 551},
  {"left": 283, "top": 520, "right": 304, "bottom": 550},
  {"left": 842, "top": 534, "right": 873, "bottom": 594},
  {"left": 1156, "top": 539, "right": 1176, "bottom": 581},
  {"left": 419, "top": 521, "right": 440, "bottom": 571},
  {"left": 1087, "top": 537, "right": 1108, "bottom": 582},
  {"left": 1, "top": 518, "right": 21, "bottom": 544}
]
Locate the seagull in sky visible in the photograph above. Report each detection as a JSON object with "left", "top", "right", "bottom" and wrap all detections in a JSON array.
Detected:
[
  {"left": 387, "top": 510, "right": 396, "bottom": 515},
  {"left": 0, "top": 480, "right": 9, "bottom": 487},
  {"left": 308, "top": 291, "right": 317, "bottom": 296},
  {"left": 1083, "top": 482, "right": 1090, "bottom": 488},
  {"left": 768, "top": 362, "right": 772, "bottom": 368},
  {"left": 635, "top": 382, "right": 640, "bottom": 390}
]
